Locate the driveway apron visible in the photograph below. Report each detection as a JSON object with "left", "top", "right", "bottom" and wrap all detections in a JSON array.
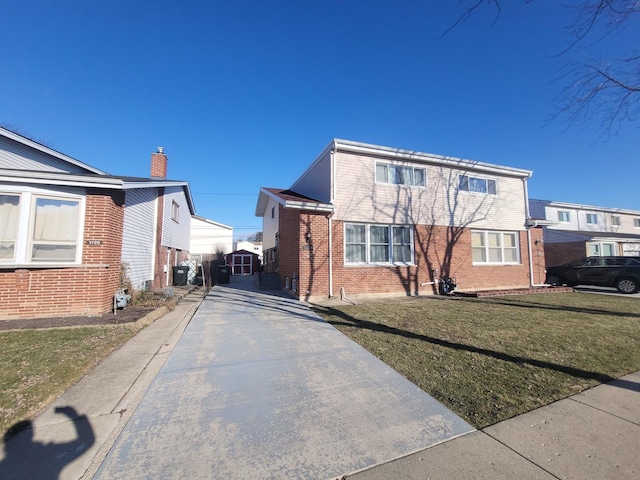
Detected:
[{"left": 95, "top": 276, "right": 474, "bottom": 479}]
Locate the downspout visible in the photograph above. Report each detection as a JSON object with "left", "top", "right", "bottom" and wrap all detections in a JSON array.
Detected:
[
  {"left": 523, "top": 177, "right": 546, "bottom": 287},
  {"left": 328, "top": 214, "right": 333, "bottom": 298},
  {"left": 328, "top": 140, "right": 337, "bottom": 298}
]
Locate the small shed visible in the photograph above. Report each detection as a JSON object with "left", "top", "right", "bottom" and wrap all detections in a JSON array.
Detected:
[{"left": 226, "top": 249, "right": 260, "bottom": 275}]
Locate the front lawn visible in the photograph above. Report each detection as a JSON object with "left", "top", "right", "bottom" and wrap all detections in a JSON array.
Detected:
[
  {"left": 0, "top": 326, "right": 136, "bottom": 433},
  {"left": 313, "top": 292, "right": 640, "bottom": 428}
]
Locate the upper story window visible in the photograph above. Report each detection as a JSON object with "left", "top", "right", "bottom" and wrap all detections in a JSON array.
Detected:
[
  {"left": 1, "top": 190, "right": 83, "bottom": 265},
  {"left": 375, "top": 163, "right": 426, "bottom": 187},
  {"left": 171, "top": 200, "right": 179, "bottom": 222},
  {"left": 345, "top": 223, "right": 414, "bottom": 265},
  {"left": 471, "top": 230, "right": 520, "bottom": 264},
  {"left": 557, "top": 211, "right": 570, "bottom": 222},
  {"left": 271, "top": 206, "right": 275, "bottom": 219},
  {"left": 611, "top": 215, "right": 621, "bottom": 227},
  {"left": 586, "top": 213, "right": 598, "bottom": 225},
  {"left": 635, "top": 218, "right": 640, "bottom": 228},
  {"left": 459, "top": 175, "right": 497, "bottom": 195}
]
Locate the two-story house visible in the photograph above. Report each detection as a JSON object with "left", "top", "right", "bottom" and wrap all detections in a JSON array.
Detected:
[
  {"left": 256, "top": 139, "right": 545, "bottom": 301},
  {"left": 0, "top": 127, "right": 194, "bottom": 321},
  {"left": 529, "top": 199, "right": 640, "bottom": 267}
]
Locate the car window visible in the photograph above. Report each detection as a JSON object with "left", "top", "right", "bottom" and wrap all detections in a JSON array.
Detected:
[
  {"left": 566, "top": 259, "right": 589, "bottom": 267},
  {"left": 585, "top": 258, "right": 603, "bottom": 267}
]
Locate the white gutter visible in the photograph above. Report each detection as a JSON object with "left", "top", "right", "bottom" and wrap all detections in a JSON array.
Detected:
[{"left": 334, "top": 139, "right": 533, "bottom": 179}]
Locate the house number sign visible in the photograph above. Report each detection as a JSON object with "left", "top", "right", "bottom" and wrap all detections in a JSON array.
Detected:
[{"left": 86, "top": 240, "right": 102, "bottom": 245}]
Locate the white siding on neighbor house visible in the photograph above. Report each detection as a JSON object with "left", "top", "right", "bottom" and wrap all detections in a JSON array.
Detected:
[
  {"left": 122, "top": 188, "right": 157, "bottom": 290},
  {"left": 544, "top": 205, "right": 640, "bottom": 235},
  {"left": 161, "top": 186, "right": 191, "bottom": 251},
  {"left": 190, "top": 217, "right": 233, "bottom": 255},
  {"left": 332, "top": 151, "right": 527, "bottom": 231},
  {"left": 262, "top": 196, "right": 280, "bottom": 250},
  {"left": 0, "top": 136, "right": 91, "bottom": 173},
  {"left": 290, "top": 149, "right": 332, "bottom": 203}
]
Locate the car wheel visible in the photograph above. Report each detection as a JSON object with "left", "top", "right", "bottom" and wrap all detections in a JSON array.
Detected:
[
  {"left": 615, "top": 277, "right": 638, "bottom": 294},
  {"left": 546, "top": 274, "right": 562, "bottom": 286}
]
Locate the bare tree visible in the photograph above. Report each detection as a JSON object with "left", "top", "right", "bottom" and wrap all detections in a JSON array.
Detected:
[{"left": 449, "top": 1, "right": 640, "bottom": 133}]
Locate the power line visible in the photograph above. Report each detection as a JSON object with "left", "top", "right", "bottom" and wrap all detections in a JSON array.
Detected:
[{"left": 193, "top": 192, "right": 256, "bottom": 196}]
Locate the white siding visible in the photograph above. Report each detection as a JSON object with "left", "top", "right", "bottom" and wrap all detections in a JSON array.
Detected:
[
  {"left": 332, "top": 151, "right": 527, "bottom": 231},
  {"left": 161, "top": 186, "right": 191, "bottom": 251},
  {"left": 122, "top": 188, "right": 157, "bottom": 290},
  {"left": 190, "top": 217, "right": 233, "bottom": 255},
  {"left": 262, "top": 197, "right": 280, "bottom": 250},
  {"left": 290, "top": 150, "right": 332, "bottom": 202},
  {"left": 0, "top": 136, "right": 90, "bottom": 173},
  {"left": 541, "top": 203, "right": 640, "bottom": 234}
]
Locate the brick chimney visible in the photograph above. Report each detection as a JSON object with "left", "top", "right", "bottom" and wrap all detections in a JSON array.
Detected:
[{"left": 150, "top": 147, "right": 167, "bottom": 178}]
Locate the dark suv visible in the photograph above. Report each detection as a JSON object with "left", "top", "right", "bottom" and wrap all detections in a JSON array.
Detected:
[{"left": 546, "top": 256, "right": 640, "bottom": 294}]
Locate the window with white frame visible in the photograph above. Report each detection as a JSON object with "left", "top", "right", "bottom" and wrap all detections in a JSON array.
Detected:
[
  {"left": 0, "top": 194, "right": 21, "bottom": 260},
  {"left": 171, "top": 200, "right": 179, "bottom": 222},
  {"left": 557, "top": 210, "right": 570, "bottom": 222},
  {"left": 0, "top": 190, "right": 83, "bottom": 265},
  {"left": 375, "top": 163, "right": 426, "bottom": 187},
  {"left": 586, "top": 213, "right": 598, "bottom": 225},
  {"left": 635, "top": 218, "right": 640, "bottom": 228},
  {"left": 611, "top": 215, "right": 621, "bottom": 226},
  {"left": 345, "top": 224, "right": 414, "bottom": 264},
  {"left": 30, "top": 197, "right": 80, "bottom": 262},
  {"left": 471, "top": 230, "right": 519, "bottom": 264},
  {"left": 459, "top": 175, "right": 497, "bottom": 195}
]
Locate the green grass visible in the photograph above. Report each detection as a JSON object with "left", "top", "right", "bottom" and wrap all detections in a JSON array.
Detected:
[
  {"left": 313, "top": 292, "right": 640, "bottom": 428},
  {"left": 0, "top": 326, "right": 136, "bottom": 433}
]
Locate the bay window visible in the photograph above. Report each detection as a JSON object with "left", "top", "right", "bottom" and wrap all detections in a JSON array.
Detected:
[
  {"left": 472, "top": 230, "right": 519, "bottom": 264},
  {"left": 345, "top": 224, "right": 414, "bottom": 264}
]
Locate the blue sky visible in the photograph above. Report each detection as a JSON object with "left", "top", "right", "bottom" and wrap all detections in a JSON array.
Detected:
[{"left": 2, "top": 1, "right": 638, "bottom": 239}]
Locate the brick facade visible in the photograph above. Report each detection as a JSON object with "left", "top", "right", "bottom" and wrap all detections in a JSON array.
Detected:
[
  {"left": 278, "top": 209, "right": 546, "bottom": 301},
  {"left": 0, "top": 190, "right": 125, "bottom": 321}
]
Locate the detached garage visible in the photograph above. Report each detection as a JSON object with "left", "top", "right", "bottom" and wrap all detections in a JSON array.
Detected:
[{"left": 227, "top": 249, "right": 260, "bottom": 275}]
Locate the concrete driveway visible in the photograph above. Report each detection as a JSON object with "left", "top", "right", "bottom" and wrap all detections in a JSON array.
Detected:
[{"left": 94, "top": 276, "right": 473, "bottom": 479}]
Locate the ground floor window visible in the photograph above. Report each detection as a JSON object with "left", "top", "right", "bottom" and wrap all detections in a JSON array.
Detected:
[
  {"left": 0, "top": 194, "right": 20, "bottom": 260},
  {"left": 0, "top": 189, "right": 83, "bottom": 265},
  {"left": 587, "top": 242, "right": 617, "bottom": 256},
  {"left": 471, "top": 230, "right": 520, "bottom": 264},
  {"left": 345, "top": 224, "right": 414, "bottom": 265}
]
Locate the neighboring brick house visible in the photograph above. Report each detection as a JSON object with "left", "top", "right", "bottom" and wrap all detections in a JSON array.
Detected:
[
  {"left": 529, "top": 199, "right": 640, "bottom": 267},
  {"left": 255, "top": 139, "right": 545, "bottom": 302},
  {"left": 0, "top": 127, "right": 194, "bottom": 321}
]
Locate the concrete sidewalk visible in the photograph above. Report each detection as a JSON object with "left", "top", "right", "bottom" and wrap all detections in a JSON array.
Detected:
[{"left": 2, "top": 276, "right": 639, "bottom": 479}]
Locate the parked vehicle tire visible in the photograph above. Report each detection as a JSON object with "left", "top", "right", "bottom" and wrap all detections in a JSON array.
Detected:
[
  {"left": 615, "top": 277, "right": 638, "bottom": 294},
  {"left": 546, "top": 274, "right": 562, "bottom": 286}
]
